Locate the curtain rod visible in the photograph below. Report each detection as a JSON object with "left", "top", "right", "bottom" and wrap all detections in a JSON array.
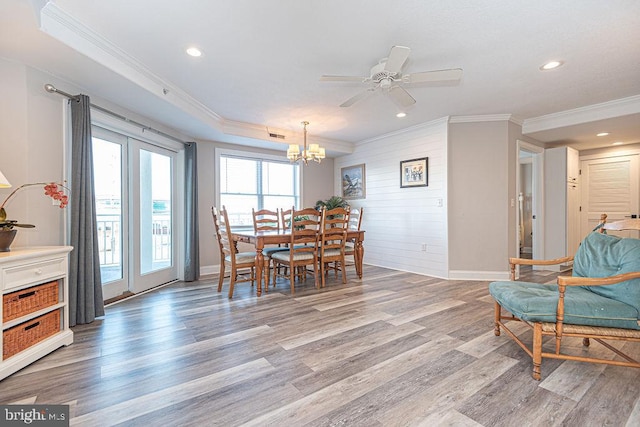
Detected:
[{"left": 44, "top": 84, "right": 189, "bottom": 145}]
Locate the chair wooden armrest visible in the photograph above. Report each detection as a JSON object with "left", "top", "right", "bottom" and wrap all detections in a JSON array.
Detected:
[
  {"left": 557, "top": 271, "right": 640, "bottom": 287},
  {"left": 509, "top": 256, "right": 574, "bottom": 267},
  {"left": 508, "top": 256, "right": 574, "bottom": 280}
]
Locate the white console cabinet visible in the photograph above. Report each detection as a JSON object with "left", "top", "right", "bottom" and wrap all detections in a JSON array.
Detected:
[{"left": 0, "top": 246, "right": 74, "bottom": 380}]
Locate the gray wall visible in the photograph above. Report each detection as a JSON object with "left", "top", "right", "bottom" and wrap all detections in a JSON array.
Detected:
[{"left": 447, "top": 120, "right": 519, "bottom": 278}]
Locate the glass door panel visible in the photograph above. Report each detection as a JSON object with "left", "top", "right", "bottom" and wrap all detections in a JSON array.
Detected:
[
  {"left": 139, "top": 149, "right": 172, "bottom": 274},
  {"left": 131, "top": 140, "right": 177, "bottom": 293},
  {"left": 92, "top": 128, "right": 128, "bottom": 300}
]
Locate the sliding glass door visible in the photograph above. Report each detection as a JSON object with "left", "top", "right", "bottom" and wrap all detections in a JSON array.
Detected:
[{"left": 92, "top": 127, "right": 178, "bottom": 300}]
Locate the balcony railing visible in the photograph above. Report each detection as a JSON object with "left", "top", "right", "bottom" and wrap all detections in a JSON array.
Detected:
[{"left": 96, "top": 214, "right": 171, "bottom": 268}]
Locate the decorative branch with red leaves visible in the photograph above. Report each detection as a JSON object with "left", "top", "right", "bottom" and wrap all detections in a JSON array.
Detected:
[{"left": 0, "top": 182, "right": 70, "bottom": 230}]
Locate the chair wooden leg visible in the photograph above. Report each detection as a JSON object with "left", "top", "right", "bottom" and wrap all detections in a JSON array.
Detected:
[
  {"left": 289, "top": 264, "right": 296, "bottom": 294},
  {"left": 532, "top": 322, "right": 543, "bottom": 381},
  {"left": 494, "top": 301, "right": 502, "bottom": 336},
  {"left": 228, "top": 268, "right": 236, "bottom": 299},
  {"left": 320, "top": 261, "right": 326, "bottom": 288},
  {"left": 272, "top": 260, "right": 278, "bottom": 289},
  {"left": 313, "top": 260, "right": 319, "bottom": 289},
  {"left": 340, "top": 258, "right": 347, "bottom": 284},
  {"left": 218, "top": 262, "right": 226, "bottom": 292}
]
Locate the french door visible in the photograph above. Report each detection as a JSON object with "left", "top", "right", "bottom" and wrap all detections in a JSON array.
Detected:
[{"left": 92, "top": 126, "right": 178, "bottom": 300}]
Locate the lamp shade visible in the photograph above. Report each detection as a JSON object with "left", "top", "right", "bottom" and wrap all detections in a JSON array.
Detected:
[{"left": 0, "top": 170, "right": 11, "bottom": 188}]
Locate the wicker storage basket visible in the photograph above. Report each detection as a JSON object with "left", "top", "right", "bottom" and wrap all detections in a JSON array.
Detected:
[
  {"left": 3, "top": 281, "right": 59, "bottom": 322},
  {"left": 3, "top": 309, "right": 61, "bottom": 359}
]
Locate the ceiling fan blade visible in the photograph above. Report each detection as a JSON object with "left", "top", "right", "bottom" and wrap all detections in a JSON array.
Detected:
[
  {"left": 403, "top": 68, "right": 463, "bottom": 83},
  {"left": 387, "top": 85, "right": 416, "bottom": 107},
  {"left": 320, "top": 75, "right": 368, "bottom": 82},
  {"left": 384, "top": 45, "right": 411, "bottom": 74},
  {"left": 340, "top": 88, "right": 375, "bottom": 107}
]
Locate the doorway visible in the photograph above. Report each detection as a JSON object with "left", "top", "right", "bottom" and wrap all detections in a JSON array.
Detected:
[{"left": 516, "top": 140, "right": 544, "bottom": 264}]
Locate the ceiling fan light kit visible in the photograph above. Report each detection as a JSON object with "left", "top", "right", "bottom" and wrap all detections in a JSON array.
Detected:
[{"left": 321, "top": 45, "right": 463, "bottom": 108}]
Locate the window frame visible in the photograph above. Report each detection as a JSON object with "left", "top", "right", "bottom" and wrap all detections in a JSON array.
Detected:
[{"left": 215, "top": 148, "right": 302, "bottom": 228}]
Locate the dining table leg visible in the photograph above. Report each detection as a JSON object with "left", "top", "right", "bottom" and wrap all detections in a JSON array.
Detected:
[
  {"left": 255, "top": 244, "right": 265, "bottom": 296},
  {"left": 355, "top": 238, "right": 364, "bottom": 279}
]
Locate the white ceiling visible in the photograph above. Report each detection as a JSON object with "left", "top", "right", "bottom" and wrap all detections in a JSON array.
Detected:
[{"left": 2, "top": 0, "right": 639, "bottom": 154}]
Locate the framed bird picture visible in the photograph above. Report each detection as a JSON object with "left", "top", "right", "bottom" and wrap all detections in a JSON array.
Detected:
[{"left": 341, "top": 164, "right": 366, "bottom": 200}]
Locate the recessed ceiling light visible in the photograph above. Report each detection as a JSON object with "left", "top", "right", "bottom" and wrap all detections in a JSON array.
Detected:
[
  {"left": 612, "top": 142, "right": 624, "bottom": 146},
  {"left": 597, "top": 132, "right": 610, "bottom": 137},
  {"left": 396, "top": 112, "right": 406, "bottom": 118},
  {"left": 540, "top": 60, "right": 563, "bottom": 71},
  {"left": 186, "top": 47, "right": 202, "bottom": 57}
]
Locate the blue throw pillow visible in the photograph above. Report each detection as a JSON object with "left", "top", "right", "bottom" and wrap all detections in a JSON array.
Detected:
[{"left": 573, "top": 232, "right": 640, "bottom": 313}]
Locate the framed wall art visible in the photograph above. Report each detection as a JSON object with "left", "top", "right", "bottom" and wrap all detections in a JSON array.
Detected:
[
  {"left": 341, "top": 163, "right": 366, "bottom": 199},
  {"left": 400, "top": 157, "right": 428, "bottom": 188}
]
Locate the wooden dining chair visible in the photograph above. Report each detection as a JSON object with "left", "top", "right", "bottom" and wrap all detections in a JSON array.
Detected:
[
  {"left": 271, "top": 207, "right": 321, "bottom": 294},
  {"left": 212, "top": 206, "right": 257, "bottom": 298},
  {"left": 279, "top": 207, "right": 293, "bottom": 232},
  {"left": 252, "top": 208, "right": 287, "bottom": 288},
  {"left": 328, "top": 206, "right": 363, "bottom": 276},
  {"left": 344, "top": 206, "right": 363, "bottom": 267},
  {"left": 319, "top": 206, "right": 350, "bottom": 288}
]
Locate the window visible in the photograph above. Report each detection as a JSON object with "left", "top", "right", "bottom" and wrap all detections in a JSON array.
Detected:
[{"left": 219, "top": 152, "right": 300, "bottom": 226}]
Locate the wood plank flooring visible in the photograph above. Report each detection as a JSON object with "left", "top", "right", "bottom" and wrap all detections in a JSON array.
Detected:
[{"left": 1, "top": 265, "right": 639, "bottom": 426}]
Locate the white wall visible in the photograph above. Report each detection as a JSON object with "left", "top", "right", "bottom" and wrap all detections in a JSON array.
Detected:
[
  {"left": 334, "top": 118, "right": 449, "bottom": 278},
  {"left": 0, "top": 59, "right": 68, "bottom": 247}
]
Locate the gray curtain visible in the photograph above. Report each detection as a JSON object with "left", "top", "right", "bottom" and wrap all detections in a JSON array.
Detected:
[
  {"left": 184, "top": 142, "right": 200, "bottom": 281},
  {"left": 69, "top": 94, "right": 104, "bottom": 326}
]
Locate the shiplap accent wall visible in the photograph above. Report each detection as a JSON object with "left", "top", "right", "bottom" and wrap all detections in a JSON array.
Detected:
[{"left": 334, "top": 118, "right": 449, "bottom": 278}]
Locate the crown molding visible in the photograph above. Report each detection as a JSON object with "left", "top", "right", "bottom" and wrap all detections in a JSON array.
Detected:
[
  {"left": 522, "top": 95, "right": 640, "bottom": 134},
  {"left": 35, "top": 2, "right": 355, "bottom": 153},
  {"left": 449, "top": 114, "right": 523, "bottom": 125},
  {"left": 358, "top": 116, "right": 450, "bottom": 145},
  {"left": 38, "top": 2, "right": 224, "bottom": 132},
  {"left": 223, "top": 120, "right": 353, "bottom": 154}
]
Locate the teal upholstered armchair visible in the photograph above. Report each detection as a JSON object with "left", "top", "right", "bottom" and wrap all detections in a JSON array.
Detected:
[{"left": 489, "top": 214, "right": 640, "bottom": 380}]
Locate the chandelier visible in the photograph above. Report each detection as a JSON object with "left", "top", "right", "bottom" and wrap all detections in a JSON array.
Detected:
[{"left": 287, "top": 121, "right": 326, "bottom": 165}]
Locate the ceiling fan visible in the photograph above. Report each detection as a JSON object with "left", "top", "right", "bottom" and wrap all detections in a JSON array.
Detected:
[{"left": 320, "top": 45, "right": 463, "bottom": 108}]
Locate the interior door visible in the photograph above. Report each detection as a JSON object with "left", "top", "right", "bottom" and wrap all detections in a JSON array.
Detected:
[{"left": 581, "top": 154, "right": 639, "bottom": 238}]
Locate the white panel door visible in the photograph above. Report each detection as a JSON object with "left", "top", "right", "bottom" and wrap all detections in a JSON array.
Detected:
[{"left": 581, "top": 154, "right": 639, "bottom": 238}]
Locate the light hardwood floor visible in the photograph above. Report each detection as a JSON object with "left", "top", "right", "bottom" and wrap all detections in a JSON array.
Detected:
[{"left": 1, "top": 265, "right": 639, "bottom": 426}]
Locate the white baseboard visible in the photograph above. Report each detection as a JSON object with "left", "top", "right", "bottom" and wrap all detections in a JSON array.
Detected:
[
  {"left": 200, "top": 264, "right": 219, "bottom": 277},
  {"left": 448, "top": 270, "right": 510, "bottom": 281}
]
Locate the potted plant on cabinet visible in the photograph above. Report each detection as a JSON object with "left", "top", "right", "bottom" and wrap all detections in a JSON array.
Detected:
[{"left": 0, "top": 182, "right": 69, "bottom": 252}]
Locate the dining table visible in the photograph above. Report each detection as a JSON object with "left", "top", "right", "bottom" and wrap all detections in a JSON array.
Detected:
[{"left": 232, "top": 228, "right": 365, "bottom": 296}]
